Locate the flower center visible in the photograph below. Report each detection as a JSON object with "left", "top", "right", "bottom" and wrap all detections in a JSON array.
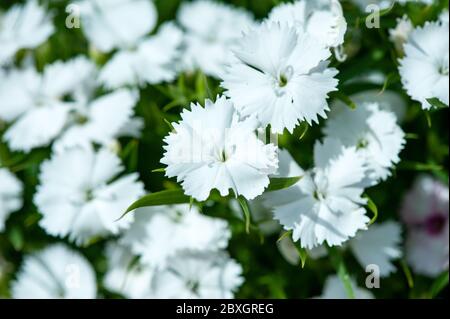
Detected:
[
  {"left": 186, "top": 279, "right": 200, "bottom": 295},
  {"left": 425, "top": 213, "right": 447, "bottom": 236},
  {"left": 357, "top": 138, "right": 369, "bottom": 149},
  {"left": 311, "top": 170, "right": 328, "bottom": 201},
  {"left": 279, "top": 74, "right": 288, "bottom": 87},
  {"left": 277, "top": 66, "right": 294, "bottom": 88},
  {"left": 439, "top": 57, "right": 449, "bottom": 76},
  {"left": 85, "top": 189, "right": 94, "bottom": 202}
]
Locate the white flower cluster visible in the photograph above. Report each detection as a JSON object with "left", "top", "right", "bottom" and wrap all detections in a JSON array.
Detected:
[
  {"left": 103, "top": 205, "right": 242, "bottom": 298},
  {"left": 0, "top": 0, "right": 448, "bottom": 299}
]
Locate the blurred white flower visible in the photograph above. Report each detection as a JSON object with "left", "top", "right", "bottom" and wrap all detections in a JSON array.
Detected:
[
  {"left": 121, "top": 205, "right": 231, "bottom": 268},
  {"left": 99, "top": 22, "right": 183, "bottom": 89},
  {"left": 151, "top": 251, "right": 243, "bottom": 299},
  {"left": 399, "top": 21, "right": 449, "bottom": 109},
  {"left": 268, "top": 0, "right": 347, "bottom": 49},
  {"left": 332, "top": 89, "right": 407, "bottom": 123},
  {"left": 323, "top": 102, "right": 405, "bottom": 185},
  {"left": 11, "top": 244, "right": 96, "bottom": 298},
  {"left": 352, "top": 0, "right": 432, "bottom": 10},
  {"left": 0, "top": 57, "right": 97, "bottom": 152},
  {"left": 222, "top": 22, "right": 338, "bottom": 133},
  {"left": 103, "top": 244, "right": 155, "bottom": 298},
  {"left": 317, "top": 275, "right": 374, "bottom": 299},
  {"left": 278, "top": 219, "right": 402, "bottom": 277},
  {"left": 0, "top": 169, "right": 23, "bottom": 232},
  {"left": 264, "top": 138, "right": 369, "bottom": 249},
  {"left": 401, "top": 175, "right": 449, "bottom": 277},
  {"left": 75, "top": 0, "right": 157, "bottom": 52},
  {"left": 177, "top": 0, "right": 255, "bottom": 78},
  {"left": 34, "top": 146, "right": 145, "bottom": 245},
  {"left": 161, "top": 96, "right": 278, "bottom": 201},
  {"left": 0, "top": 0, "right": 54, "bottom": 65},
  {"left": 349, "top": 221, "right": 402, "bottom": 277},
  {"left": 389, "top": 15, "right": 413, "bottom": 53},
  {"left": 53, "top": 89, "right": 139, "bottom": 152}
]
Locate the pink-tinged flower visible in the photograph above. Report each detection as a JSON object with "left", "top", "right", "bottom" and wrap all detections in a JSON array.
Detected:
[{"left": 400, "top": 175, "right": 449, "bottom": 277}]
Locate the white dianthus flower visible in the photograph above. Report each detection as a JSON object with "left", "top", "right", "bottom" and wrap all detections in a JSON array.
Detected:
[
  {"left": 11, "top": 244, "right": 96, "bottom": 299},
  {"left": 53, "top": 89, "right": 139, "bottom": 152},
  {"left": 264, "top": 138, "right": 369, "bottom": 249},
  {"left": 401, "top": 175, "right": 449, "bottom": 277},
  {"left": 267, "top": 0, "right": 347, "bottom": 49},
  {"left": 151, "top": 251, "right": 244, "bottom": 299},
  {"left": 103, "top": 244, "right": 155, "bottom": 299},
  {"left": 0, "top": 57, "right": 97, "bottom": 152},
  {"left": 399, "top": 21, "right": 449, "bottom": 109},
  {"left": 317, "top": 275, "right": 374, "bottom": 299},
  {"left": 177, "top": 0, "right": 256, "bottom": 78},
  {"left": 389, "top": 15, "right": 414, "bottom": 53},
  {"left": 99, "top": 22, "right": 183, "bottom": 89},
  {"left": 161, "top": 96, "right": 278, "bottom": 201},
  {"left": 323, "top": 102, "right": 405, "bottom": 185},
  {"left": 121, "top": 205, "right": 231, "bottom": 268},
  {"left": 222, "top": 22, "right": 338, "bottom": 133},
  {"left": 349, "top": 221, "right": 403, "bottom": 277},
  {"left": 0, "top": 169, "right": 23, "bottom": 232},
  {"left": 75, "top": 0, "right": 157, "bottom": 52},
  {"left": 0, "top": 0, "right": 54, "bottom": 65},
  {"left": 34, "top": 146, "right": 145, "bottom": 245}
]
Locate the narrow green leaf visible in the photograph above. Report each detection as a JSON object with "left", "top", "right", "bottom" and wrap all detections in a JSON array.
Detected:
[
  {"left": 378, "top": 72, "right": 400, "bottom": 95},
  {"left": 163, "top": 118, "right": 175, "bottom": 132},
  {"left": 298, "top": 122, "right": 309, "bottom": 140},
  {"left": 151, "top": 168, "right": 166, "bottom": 173},
  {"left": 294, "top": 244, "right": 308, "bottom": 268},
  {"left": 123, "top": 189, "right": 190, "bottom": 215},
  {"left": 430, "top": 271, "right": 449, "bottom": 298},
  {"left": 397, "top": 161, "right": 443, "bottom": 172},
  {"left": 267, "top": 176, "right": 302, "bottom": 192},
  {"left": 237, "top": 195, "right": 252, "bottom": 234},
  {"left": 426, "top": 98, "right": 448, "bottom": 109},
  {"left": 277, "top": 230, "right": 293, "bottom": 243},
  {"left": 364, "top": 194, "right": 378, "bottom": 226},
  {"left": 425, "top": 111, "right": 432, "bottom": 128},
  {"left": 8, "top": 227, "right": 24, "bottom": 251},
  {"left": 328, "top": 246, "right": 355, "bottom": 299},
  {"left": 405, "top": 133, "right": 419, "bottom": 140},
  {"left": 401, "top": 259, "right": 414, "bottom": 289},
  {"left": 330, "top": 92, "right": 357, "bottom": 110}
]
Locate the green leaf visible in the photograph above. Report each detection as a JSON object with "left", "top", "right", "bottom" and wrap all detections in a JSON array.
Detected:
[
  {"left": 430, "top": 271, "right": 449, "bottom": 298},
  {"left": 151, "top": 168, "right": 166, "bottom": 173},
  {"left": 237, "top": 195, "right": 252, "bottom": 234},
  {"left": 378, "top": 72, "right": 400, "bottom": 95},
  {"left": 400, "top": 259, "right": 414, "bottom": 289},
  {"left": 267, "top": 176, "right": 302, "bottom": 192},
  {"left": 294, "top": 244, "right": 308, "bottom": 268},
  {"left": 163, "top": 118, "right": 175, "bottom": 132},
  {"left": 397, "top": 161, "right": 443, "bottom": 172},
  {"left": 8, "top": 227, "right": 24, "bottom": 251},
  {"left": 404, "top": 133, "right": 419, "bottom": 140},
  {"left": 297, "top": 122, "right": 309, "bottom": 140},
  {"left": 277, "top": 230, "right": 293, "bottom": 243},
  {"left": 425, "top": 111, "right": 432, "bottom": 128},
  {"left": 123, "top": 189, "right": 191, "bottom": 215},
  {"left": 364, "top": 194, "right": 378, "bottom": 226},
  {"left": 426, "top": 98, "right": 449, "bottom": 109},
  {"left": 328, "top": 246, "right": 355, "bottom": 299},
  {"left": 330, "top": 91, "right": 357, "bottom": 110}
]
